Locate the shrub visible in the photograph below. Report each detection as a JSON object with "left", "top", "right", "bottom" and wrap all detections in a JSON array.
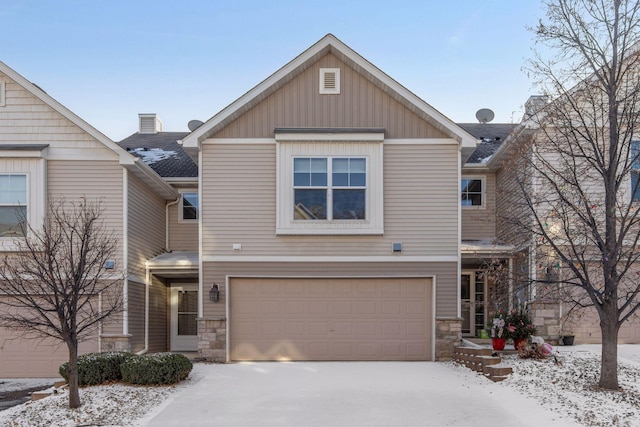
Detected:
[
  {"left": 120, "top": 353, "right": 192, "bottom": 385},
  {"left": 59, "top": 352, "right": 135, "bottom": 386}
]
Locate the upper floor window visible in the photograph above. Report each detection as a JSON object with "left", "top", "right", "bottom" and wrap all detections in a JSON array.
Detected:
[
  {"left": 180, "top": 192, "right": 198, "bottom": 221},
  {"left": 0, "top": 174, "right": 27, "bottom": 237},
  {"left": 293, "top": 157, "right": 366, "bottom": 220},
  {"left": 631, "top": 141, "right": 640, "bottom": 202},
  {"left": 461, "top": 178, "right": 483, "bottom": 207}
]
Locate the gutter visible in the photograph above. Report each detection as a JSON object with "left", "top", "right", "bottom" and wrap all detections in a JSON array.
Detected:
[{"left": 136, "top": 265, "right": 151, "bottom": 355}]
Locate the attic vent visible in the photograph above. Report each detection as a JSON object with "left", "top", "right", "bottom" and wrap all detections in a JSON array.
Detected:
[
  {"left": 0, "top": 81, "right": 5, "bottom": 107},
  {"left": 319, "top": 68, "right": 340, "bottom": 94},
  {"left": 139, "top": 113, "right": 163, "bottom": 134}
]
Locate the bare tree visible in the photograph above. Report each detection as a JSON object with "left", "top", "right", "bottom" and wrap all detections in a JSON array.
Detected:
[
  {"left": 508, "top": 0, "right": 640, "bottom": 389},
  {"left": 0, "top": 198, "right": 122, "bottom": 408}
]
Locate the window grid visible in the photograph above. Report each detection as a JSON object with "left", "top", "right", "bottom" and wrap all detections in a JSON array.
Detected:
[
  {"left": 293, "top": 157, "right": 366, "bottom": 221},
  {"left": 461, "top": 178, "right": 483, "bottom": 207},
  {"left": 0, "top": 174, "right": 27, "bottom": 237}
]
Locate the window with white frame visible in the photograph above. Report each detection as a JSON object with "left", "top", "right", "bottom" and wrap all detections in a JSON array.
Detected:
[
  {"left": 461, "top": 177, "right": 484, "bottom": 207},
  {"left": 0, "top": 174, "right": 27, "bottom": 237},
  {"left": 180, "top": 192, "right": 198, "bottom": 221},
  {"left": 275, "top": 133, "right": 384, "bottom": 235},
  {"left": 293, "top": 157, "right": 366, "bottom": 220}
]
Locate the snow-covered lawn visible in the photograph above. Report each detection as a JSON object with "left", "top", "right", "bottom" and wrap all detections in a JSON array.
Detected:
[{"left": 0, "top": 345, "right": 638, "bottom": 426}]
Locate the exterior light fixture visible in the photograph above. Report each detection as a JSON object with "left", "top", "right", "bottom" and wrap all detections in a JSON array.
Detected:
[{"left": 209, "top": 283, "right": 220, "bottom": 302}]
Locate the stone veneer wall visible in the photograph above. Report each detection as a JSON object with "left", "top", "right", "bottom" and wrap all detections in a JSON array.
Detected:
[
  {"left": 101, "top": 334, "right": 132, "bottom": 352},
  {"left": 529, "top": 301, "right": 561, "bottom": 345},
  {"left": 435, "top": 317, "right": 462, "bottom": 360},
  {"left": 198, "top": 318, "right": 226, "bottom": 362}
]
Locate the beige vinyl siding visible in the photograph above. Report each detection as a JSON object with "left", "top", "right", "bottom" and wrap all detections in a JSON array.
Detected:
[
  {"left": 127, "top": 172, "right": 166, "bottom": 280},
  {"left": 461, "top": 172, "right": 496, "bottom": 240},
  {"left": 47, "top": 160, "right": 124, "bottom": 266},
  {"left": 212, "top": 54, "right": 448, "bottom": 140},
  {"left": 203, "top": 261, "right": 457, "bottom": 318},
  {"left": 0, "top": 73, "right": 117, "bottom": 159},
  {"left": 168, "top": 202, "right": 198, "bottom": 252},
  {"left": 201, "top": 143, "right": 459, "bottom": 257},
  {"left": 127, "top": 281, "right": 146, "bottom": 352},
  {"left": 148, "top": 276, "right": 167, "bottom": 352}
]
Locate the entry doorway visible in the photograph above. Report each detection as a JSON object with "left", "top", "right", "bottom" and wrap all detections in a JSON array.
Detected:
[
  {"left": 170, "top": 284, "right": 198, "bottom": 351},
  {"left": 461, "top": 271, "right": 487, "bottom": 337}
]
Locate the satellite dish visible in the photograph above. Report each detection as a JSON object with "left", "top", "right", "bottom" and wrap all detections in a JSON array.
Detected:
[
  {"left": 188, "top": 120, "right": 204, "bottom": 131},
  {"left": 475, "top": 108, "right": 495, "bottom": 124}
]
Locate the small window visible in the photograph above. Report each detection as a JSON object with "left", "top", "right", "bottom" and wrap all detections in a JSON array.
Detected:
[
  {"left": 293, "top": 157, "right": 366, "bottom": 221},
  {"left": 631, "top": 141, "right": 640, "bottom": 201},
  {"left": 180, "top": 192, "right": 198, "bottom": 221},
  {"left": 319, "top": 68, "right": 340, "bottom": 94},
  {"left": 461, "top": 178, "right": 483, "bottom": 207},
  {"left": 0, "top": 174, "right": 27, "bottom": 237}
]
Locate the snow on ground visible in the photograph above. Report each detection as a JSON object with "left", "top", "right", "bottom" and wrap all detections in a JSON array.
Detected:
[
  {"left": 0, "top": 346, "right": 639, "bottom": 426},
  {"left": 499, "top": 349, "right": 640, "bottom": 427}
]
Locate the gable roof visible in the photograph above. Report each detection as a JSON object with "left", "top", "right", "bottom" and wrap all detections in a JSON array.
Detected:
[
  {"left": 0, "top": 60, "right": 178, "bottom": 200},
  {"left": 180, "top": 34, "right": 477, "bottom": 159},
  {"left": 118, "top": 132, "right": 197, "bottom": 178},
  {"left": 458, "top": 123, "right": 517, "bottom": 164}
]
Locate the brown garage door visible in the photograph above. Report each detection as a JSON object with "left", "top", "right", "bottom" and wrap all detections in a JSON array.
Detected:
[
  {"left": 0, "top": 330, "right": 99, "bottom": 378},
  {"left": 230, "top": 277, "right": 433, "bottom": 361}
]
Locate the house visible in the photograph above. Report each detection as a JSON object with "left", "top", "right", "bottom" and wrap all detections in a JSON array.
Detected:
[
  {"left": 5, "top": 33, "right": 632, "bottom": 378},
  {"left": 0, "top": 61, "right": 178, "bottom": 377}
]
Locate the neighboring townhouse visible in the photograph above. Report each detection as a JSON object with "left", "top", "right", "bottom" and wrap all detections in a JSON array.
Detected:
[{"left": 0, "top": 61, "right": 178, "bottom": 377}]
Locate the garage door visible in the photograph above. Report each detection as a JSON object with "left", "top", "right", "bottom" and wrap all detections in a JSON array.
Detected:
[
  {"left": 0, "top": 330, "right": 99, "bottom": 378},
  {"left": 230, "top": 277, "right": 433, "bottom": 361}
]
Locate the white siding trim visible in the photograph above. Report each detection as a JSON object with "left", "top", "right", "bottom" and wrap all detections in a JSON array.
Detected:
[
  {"left": 0, "top": 81, "right": 5, "bottom": 107},
  {"left": 122, "top": 169, "right": 129, "bottom": 335},
  {"left": 202, "top": 138, "right": 275, "bottom": 145},
  {"left": 384, "top": 139, "right": 458, "bottom": 145},
  {"left": 198, "top": 149, "right": 204, "bottom": 319},
  {"left": 276, "top": 140, "right": 384, "bottom": 235},
  {"left": 203, "top": 138, "right": 457, "bottom": 145},
  {"left": 203, "top": 255, "right": 458, "bottom": 262},
  {"left": 457, "top": 151, "right": 462, "bottom": 319}
]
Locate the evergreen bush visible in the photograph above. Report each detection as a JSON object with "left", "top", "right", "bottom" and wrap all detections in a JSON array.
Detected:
[
  {"left": 120, "top": 353, "right": 192, "bottom": 385},
  {"left": 59, "top": 352, "right": 135, "bottom": 386}
]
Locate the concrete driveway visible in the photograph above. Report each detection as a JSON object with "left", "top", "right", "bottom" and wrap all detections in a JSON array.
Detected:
[{"left": 145, "top": 361, "right": 574, "bottom": 427}]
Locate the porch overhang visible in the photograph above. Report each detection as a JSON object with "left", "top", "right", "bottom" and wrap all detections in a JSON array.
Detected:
[
  {"left": 146, "top": 251, "right": 199, "bottom": 278},
  {"left": 461, "top": 240, "right": 515, "bottom": 258}
]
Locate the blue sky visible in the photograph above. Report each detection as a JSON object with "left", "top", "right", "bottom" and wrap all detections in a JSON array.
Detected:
[{"left": 1, "top": 1, "right": 544, "bottom": 141}]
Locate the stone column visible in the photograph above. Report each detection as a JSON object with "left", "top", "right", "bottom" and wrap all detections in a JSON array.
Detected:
[
  {"left": 435, "top": 317, "right": 462, "bottom": 360},
  {"left": 198, "top": 318, "right": 227, "bottom": 362}
]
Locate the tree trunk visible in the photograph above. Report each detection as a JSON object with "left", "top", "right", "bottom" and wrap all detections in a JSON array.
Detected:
[
  {"left": 599, "top": 309, "right": 619, "bottom": 390},
  {"left": 67, "top": 341, "right": 81, "bottom": 409}
]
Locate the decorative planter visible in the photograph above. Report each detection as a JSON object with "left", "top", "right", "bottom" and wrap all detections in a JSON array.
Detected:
[
  {"left": 492, "top": 337, "right": 506, "bottom": 351},
  {"left": 513, "top": 338, "right": 528, "bottom": 350},
  {"left": 561, "top": 335, "right": 575, "bottom": 346}
]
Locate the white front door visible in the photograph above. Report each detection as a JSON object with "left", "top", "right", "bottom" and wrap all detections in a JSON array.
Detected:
[{"left": 170, "top": 285, "right": 198, "bottom": 351}]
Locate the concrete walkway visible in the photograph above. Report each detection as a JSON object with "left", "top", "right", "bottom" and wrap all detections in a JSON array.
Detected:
[{"left": 144, "top": 362, "right": 576, "bottom": 427}]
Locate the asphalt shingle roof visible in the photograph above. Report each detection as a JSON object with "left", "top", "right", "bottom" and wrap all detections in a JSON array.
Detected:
[
  {"left": 118, "top": 132, "right": 197, "bottom": 178},
  {"left": 457, "top": 123, "right": 517, "bottom": 164}
]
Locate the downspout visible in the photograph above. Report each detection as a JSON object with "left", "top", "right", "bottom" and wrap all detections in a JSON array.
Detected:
[
  {"left": 165, "top": 198, "right": 180, "bottom": 252},
  {"left": 122, "top": 169, "right": 129, "bottom": 337},
  {"left": 136, "top": 265, "right": 150, "bottom": 355}
]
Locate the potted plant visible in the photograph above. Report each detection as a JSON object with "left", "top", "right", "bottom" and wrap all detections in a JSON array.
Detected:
[
  {"left": 506, "top": 308, "right": 537, "bottom": 350},
  {"left": 489, "top": 309, "right": 508, "bottom": 350}
]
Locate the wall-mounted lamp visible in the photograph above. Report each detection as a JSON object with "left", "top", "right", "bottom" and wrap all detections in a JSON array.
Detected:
[{"left": 209, "top": 283, "right": 220, "bottom": 302}]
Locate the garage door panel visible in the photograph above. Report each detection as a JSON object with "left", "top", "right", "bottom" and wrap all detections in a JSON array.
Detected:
[{"left": 230, "top": 277, "right": 432, "bottom": 361}]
